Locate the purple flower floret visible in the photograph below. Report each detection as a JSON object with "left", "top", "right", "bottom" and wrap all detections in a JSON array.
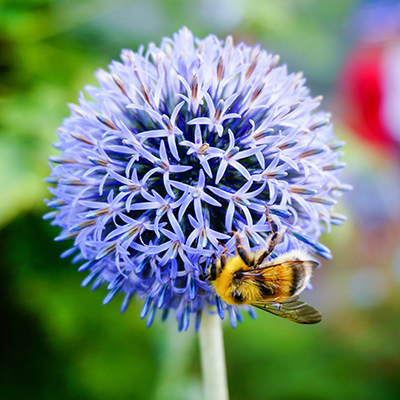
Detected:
[{"left": 45, "top": 27, "right": 347, "bottom": 331}]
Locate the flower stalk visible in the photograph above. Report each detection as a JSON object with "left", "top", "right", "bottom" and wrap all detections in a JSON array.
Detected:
[{"left": 199, "top": 311, "right": 229, "bottom": 400}]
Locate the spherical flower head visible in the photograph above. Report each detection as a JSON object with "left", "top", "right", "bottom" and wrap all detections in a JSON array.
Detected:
[{"left": 45, "top": 27, "right": 348, "bottom": 331}]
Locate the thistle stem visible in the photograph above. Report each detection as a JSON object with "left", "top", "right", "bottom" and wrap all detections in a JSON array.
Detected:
[{"left": 199, "top": 311, "right": 229, "bottom": 400}]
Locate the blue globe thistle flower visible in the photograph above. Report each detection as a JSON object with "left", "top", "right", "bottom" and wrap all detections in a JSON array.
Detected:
[{"left": 45, "top": 27, "right": 348, "bottom": 331}]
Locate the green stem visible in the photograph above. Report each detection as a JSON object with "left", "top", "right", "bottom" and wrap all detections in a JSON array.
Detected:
[{"left": 199, "top": 311, "right": 229, "bottom": 400}]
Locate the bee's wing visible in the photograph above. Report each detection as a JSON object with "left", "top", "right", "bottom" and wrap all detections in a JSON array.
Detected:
[
  {"left": 253, "top": 296, "right": 322, "bottom": 324},
  {"left": 242, "top": 260, "right": 319, "bottom": 276}
]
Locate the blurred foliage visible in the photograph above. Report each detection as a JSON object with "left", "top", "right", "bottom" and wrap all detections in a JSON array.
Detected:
[{"left": 2, "top": 0, "right": 400, "bottom": 399}]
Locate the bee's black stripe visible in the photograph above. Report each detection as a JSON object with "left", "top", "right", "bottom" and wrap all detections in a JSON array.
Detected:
[{"left": 289, "top": 265, "right": 304, "bottom": 295}]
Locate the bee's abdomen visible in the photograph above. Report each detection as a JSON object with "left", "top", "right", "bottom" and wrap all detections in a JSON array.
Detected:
[
  {"left": 289, "top": 266, "right": 305, "bottom": 296},
  {"left": 258, "top": 281, "right": 275, "bottom": 297},
  {"left": 261, "top": 265, "right": 298, "bottom": 301}
]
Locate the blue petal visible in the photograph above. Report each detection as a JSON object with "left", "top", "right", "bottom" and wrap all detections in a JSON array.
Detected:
[{"left": 215, "top": 296, "right": 225, "bottom": 320}]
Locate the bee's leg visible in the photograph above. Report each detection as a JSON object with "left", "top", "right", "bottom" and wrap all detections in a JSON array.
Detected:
[
  {"left": 209, "top": 251, "right": 226, "bottom": 280},
  {"left": 254, "top": 206, "right": 283, "bottom": 267},
  {"left": 265, "top": 204, "right": 279, "bottom": 235},
  {"left": 220, "top": 253, "right": 227, "bottom": 271},
  {"left": 217, "top": 242, "right": 228, "bottom": 272},
  {"left": 233, "top": 232, "right": 252, "bottom": 266},
  {"left": 218, "top": 242, "right": 228, "bottom": 256}
]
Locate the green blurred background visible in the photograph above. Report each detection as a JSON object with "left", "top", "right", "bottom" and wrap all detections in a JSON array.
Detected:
[{"left": 2, "top": 0, "right": 400, "bottom": 399}]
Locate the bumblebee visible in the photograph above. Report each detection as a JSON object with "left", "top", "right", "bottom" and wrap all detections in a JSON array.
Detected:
[{"left": 208, "top": 209, "right": 322, "bottom": 324}]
